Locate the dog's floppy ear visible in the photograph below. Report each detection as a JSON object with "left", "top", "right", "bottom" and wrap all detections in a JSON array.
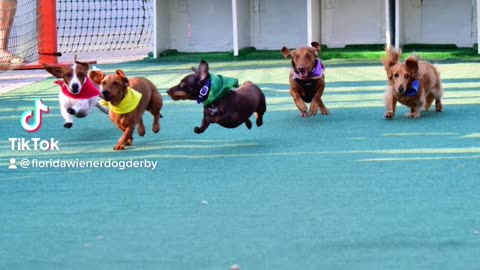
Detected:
[
  {"left": 43, "top": 63, "right": 66, "bottom": 78},
  {"left": 405, "top": 55, "right": 419, "bottom": 77},
  {"left": 311, "top": 42, "right": 321, "bottom": 54},
  {"left": 309, "top": 47, "right": 319, "bottom": 58},
  {"left": 197, "top": 60, "right": 209, "bottom": 81},
  {"left": 381, "top": 58, "right": 389, "bottom": 71},
  {"left": 89, "top": 70, "right": 105, "bottom": 85},
  {"left": 382, "top": 46, "right": 402, "bottom": 71},
  {"left": 281, "top": 47, "right": 292, "bottom": 59},
  {"left": 116, "top": 69, "right": 130, "bottom": 86}
]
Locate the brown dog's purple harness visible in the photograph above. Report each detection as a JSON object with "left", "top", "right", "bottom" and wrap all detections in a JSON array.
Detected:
[{"left": 292, "top": 59, "right": 324, "bottom": 103}]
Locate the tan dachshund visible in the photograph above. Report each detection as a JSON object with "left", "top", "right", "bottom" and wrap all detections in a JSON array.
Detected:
[{"left": 382, "top": 47, "right": 444, "bottom": 119}]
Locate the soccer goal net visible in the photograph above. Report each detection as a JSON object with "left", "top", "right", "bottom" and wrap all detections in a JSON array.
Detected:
[{"left": 0, "top": 0, "right": 153, "bottom": 70}]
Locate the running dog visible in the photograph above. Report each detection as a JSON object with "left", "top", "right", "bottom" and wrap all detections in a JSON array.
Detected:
[
  {"left": 281, "top": 42, "right": 328, "bottom": 117},
  {"left": 382, "top": 47, "right": 444, "bottom": 119},
  {"left": 89, "top": 69, "right": 163, "bottom": 150},
  {"left": 167, "top": 60, "right": 266, "bottom": 134},
  {"left": 43, "top": 56, "right": 108, "bottom": 128}
]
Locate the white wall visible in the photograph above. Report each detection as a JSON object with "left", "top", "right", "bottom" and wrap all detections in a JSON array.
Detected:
[
  {"left": 401, "top": 0, "right": 477, "bottom": 47},
  {"left": 237, "top": 0, "right": 251, "bottom": 49},
  {"left": 154, "top": 0, "right": 479, "bottom": 55},
  {"left": 154, "top": 0, "right": 171, "bottom": 55},
  {"left": 168, "top": 0, "right": 233, "bottom": 52},
  {"left": 322, "top": 0, "right": 386, "bottom": 48},
  {"left": 474, "top": 0, "right": 478, "bottom": 39},
  {"left": 250, "top": 0, "right": 308, "bottom": 49},
  {"left": 155, "top": 0, "right": 308, "bottom": 54}
]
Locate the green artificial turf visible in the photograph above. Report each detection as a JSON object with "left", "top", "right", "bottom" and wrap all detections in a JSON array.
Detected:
[{"left": 146, "top": 44, "right": 480, "bottom": 64}]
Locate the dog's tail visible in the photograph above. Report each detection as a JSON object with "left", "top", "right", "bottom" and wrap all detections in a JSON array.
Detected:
[{"left": 382, "top": 46, "right": 402, "bottom": 71}]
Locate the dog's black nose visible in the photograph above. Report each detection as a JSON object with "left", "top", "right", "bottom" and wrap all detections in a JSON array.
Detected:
[
  {"left": 102, "top": 90, "right": 111, "bottom": 101},
  {"left": 398, "top": 86, "right": 405, "bottom": 92},
  {"left": 71, "top": 83, "right": 79, "bottom": 94}
]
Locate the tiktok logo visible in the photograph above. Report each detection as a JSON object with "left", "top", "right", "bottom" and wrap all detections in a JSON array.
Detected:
[{"left": 19, "top": 98, "right": 50, "bottom": 133}]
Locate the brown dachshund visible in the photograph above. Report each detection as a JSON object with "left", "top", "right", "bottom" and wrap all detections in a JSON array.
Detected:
[
  {"left": 281, "top": 42, "right": 329, "bottom": 117},
  {"left": 89, "top": 69, "right": 163, "bottom": 150}
]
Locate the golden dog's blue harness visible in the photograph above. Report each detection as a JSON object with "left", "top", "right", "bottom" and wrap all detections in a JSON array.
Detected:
[{"left": 404, "top": 80, "right": 420, "bottom": 96}]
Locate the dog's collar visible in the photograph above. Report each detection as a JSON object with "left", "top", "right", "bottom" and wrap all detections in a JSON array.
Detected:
[
  {"left": 99, "top": 87, "right": 142, "bottom": 114},
  {"left": 292, "top": 58, "right": 324, "bottom": 80},
  {"left": 197, "top": 79, "right": 211, "bottom": 104},
  {"left": 310, "top": 59, "right": 324, "bottom": 77},
  {"left": 404, "top": 80, "right": 420, "bottom": 96},
  {"left": 55, "top": 78, "right": 100, "bottom": 99}
]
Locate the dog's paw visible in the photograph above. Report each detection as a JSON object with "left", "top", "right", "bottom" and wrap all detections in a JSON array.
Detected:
[
  {"left": 126, "top": 138, "right": 133, "bottom": 146},
  {"left": 245, "top": 119, "right": 252, "bottom": 129},
  {"left": 76, "top": 111, "right": 87, "bottom": 118},
  {"left": 138, "top": 128, "right": 145, "bottom": 137},
  {"left": 67, "top": 108, "right": 76, "bottom": 115},
  {"left": 408, "top": 113, "right": 420, "bottom": 118},
  {"left": 114, "top": 144, "right": 125, "bottom": 151},
  {"left": 64, "top": 122, "right": 73, "bottom": 128},
  {"left": 309, "top": 105, "right": 319, "bottom": 116},
  {"left": 256, "top": 118, "right": 263, "bottom": 127},
  {"left": 320, "top": 108, "right": 330, "bottom": 115},
  {"left": 435, "top": 105, "right": 444, "bottom": 112},
  {"left": 152, "top": 124, "right": 160, "bottom": 133},
  {"left": 194, "top": 127, "right": 204, "bottom": 134},
  {"left": 384, "top": 111, "right": 395, "bottom": 119},
  {"left": 300, "top": 111, "right": 309, "bottom": 118}
]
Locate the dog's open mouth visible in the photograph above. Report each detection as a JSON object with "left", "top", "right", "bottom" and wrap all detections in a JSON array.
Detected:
[{"left": 296, "top": 68, "right": 309, "bottom": 78}]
